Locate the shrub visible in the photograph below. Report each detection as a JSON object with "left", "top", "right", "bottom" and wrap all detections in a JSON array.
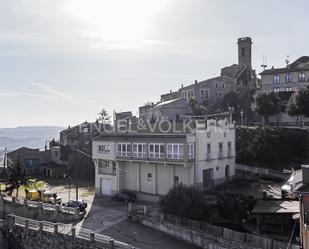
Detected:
[{"left": 159, "top": 184, "right": 209, "bottom": 221}]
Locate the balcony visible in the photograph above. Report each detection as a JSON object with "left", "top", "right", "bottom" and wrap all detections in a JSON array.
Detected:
[
  {"left": 117, "top": 151, "right": 131, "bottom": 157},
  {"left": 98, "top": 167, "right": 116, "bottom": 176},
  {"left": 132, "top": 152, "right": 147, "bottom": 158}
]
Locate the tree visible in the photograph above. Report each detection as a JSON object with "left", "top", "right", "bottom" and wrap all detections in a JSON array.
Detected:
[
  {"left": 287, "top": 93, "right": 301, "bottom": 124},
  {"left": 217, "top": 193, "right": 256, "bottom": 222},
  {"left": 159, "top": 184, "right": 209, "bottom": 220},
  {"left": 220, "top": 91, "right": 241, "bottom": 110},
  {"left": 4, "top": 161, "right": 28, "bottom": 199},
  {"left": 253, "top": 92, "right": 281, "bottom": 124},
  {"left": 295, "top": 85, "right": 309, "bottom": 117},
  {"left": 98, "top": 109, "right": 111, "bottom": 124}
]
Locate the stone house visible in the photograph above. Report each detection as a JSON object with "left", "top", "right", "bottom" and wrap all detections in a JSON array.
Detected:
[
  {"left": 6, "top": 147, "right": 50, "bottom": 174},
  {"left": 260, "top": 56, "right": 309, "bottom": 93}
]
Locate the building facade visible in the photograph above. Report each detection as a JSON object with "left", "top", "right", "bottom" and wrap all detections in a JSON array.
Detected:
[
  {"left": 139, "top": 37, "right": 258, "bottom": 121},
  {"left": 93, "top": 118, "right": 235, "bottom": 199},
  {"left": 260, "top": 56, "right": 309, "bottom": 93}
]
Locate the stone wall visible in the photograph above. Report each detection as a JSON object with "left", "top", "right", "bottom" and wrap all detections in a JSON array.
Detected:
[
  {"left": 1, "top": 216, "right": 135, "bottom": 249},
  {"left": 0, "top": 197, "right": 82, "bottom": 222},
  {"left": 12, "top": 226, "right": 110, "bottom": 249}
]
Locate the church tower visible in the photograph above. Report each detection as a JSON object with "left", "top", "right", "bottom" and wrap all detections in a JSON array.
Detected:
[{"left": 238, "top": 37, "right": 252, "bottom": 69}]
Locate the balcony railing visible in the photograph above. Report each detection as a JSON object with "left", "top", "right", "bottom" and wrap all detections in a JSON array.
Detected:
[
  {"left": 117, "top": 151, "right": 131, "bottom": 157},
  {"left": 149, "top": 152, "right": 165, "bottom": 159},
  {"left": 167, "top": 153, "right": 184, "bottom": 160},
  {"left": 132, "top": 152, "right": 147, "bottom": 158}
]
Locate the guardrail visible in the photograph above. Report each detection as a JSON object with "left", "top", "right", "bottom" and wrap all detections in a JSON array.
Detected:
[
  {"left": 8, "top": 214, "right": 137, "bottom": 249},
  {"left": 7, "top": 197, "right": 76, "bottom": 215}
]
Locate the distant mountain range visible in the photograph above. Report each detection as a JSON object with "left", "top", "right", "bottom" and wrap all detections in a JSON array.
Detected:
[{"left": 0, "top": 126, "right": 64, "bottom": 164}]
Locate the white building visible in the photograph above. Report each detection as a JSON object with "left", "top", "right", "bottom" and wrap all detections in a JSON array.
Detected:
[{"left": 93, "top": 118, "right": 235, "bottom": 200}]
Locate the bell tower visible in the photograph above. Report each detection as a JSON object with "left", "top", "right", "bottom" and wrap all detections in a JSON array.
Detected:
[{"left": 238, "top": 37, "right": 252, "bottom": 69}]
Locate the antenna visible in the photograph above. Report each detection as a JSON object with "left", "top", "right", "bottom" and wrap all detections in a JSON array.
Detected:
[
  {"left": 261, "top": 55, "right": 267, "bottom": 70},
  {"left": 285, "top": 55, "right": 290, "bottom": 65}
]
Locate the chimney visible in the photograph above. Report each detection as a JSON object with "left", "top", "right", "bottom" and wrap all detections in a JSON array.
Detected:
[
  {"left": 302, "top": 165, "right": 309, "bottom": 185},
  {"left": 195, "top": 80, "right": 198, "bottom": 84},
  {"left": 170, "top": 89, "right": 172, "bottom": 93},
  {"left": 181, "top": 84, "right": 183, "bottom": 88}
]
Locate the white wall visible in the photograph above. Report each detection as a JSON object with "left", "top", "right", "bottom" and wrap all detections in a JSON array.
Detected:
[{"left": 196, "top": 119, "right": 235, "bottom": 186}]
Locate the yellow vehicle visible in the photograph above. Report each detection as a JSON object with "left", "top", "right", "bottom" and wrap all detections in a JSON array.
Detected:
[
  {"left": 26, "top": 189, "right": 62, "bottom": 205},
  {"left": 26, "top": 189, "right": 40, "bottom": 201}
]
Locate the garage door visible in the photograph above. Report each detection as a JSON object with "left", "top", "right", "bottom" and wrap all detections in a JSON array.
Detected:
[{"left": 100, "top": 179, "right": 112, "bottom": 196}]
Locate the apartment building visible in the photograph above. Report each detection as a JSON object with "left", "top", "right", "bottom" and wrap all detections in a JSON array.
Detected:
[
  {"left": 93, "top": 118, "right": 235, "bottom": 198},
  {"left": 260, "top": 56, "right": 309, "bottom": 93}
]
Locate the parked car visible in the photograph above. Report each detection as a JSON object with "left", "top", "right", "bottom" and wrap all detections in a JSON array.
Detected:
[
  {"left": 281, "top": 175, "right": 296, "bottom": 199},
  {"left": 41, "top": 191, "right": 62, "bottom": 205},
  {"left": 63, "top": 200, "right": 88, "bottom": 212},
  {"left": 112, "top": 190, "right": 136, "bottom": 202}
]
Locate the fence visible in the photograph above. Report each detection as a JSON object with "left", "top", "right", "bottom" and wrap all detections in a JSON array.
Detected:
[
  {"left": 7, "top": 197, "right": 76, "bottom": 215},
  {"left": 235, "top": 164, "right": 286, "bottom": 179},
  {"left": 8, "top": 214, "right": 137, "bottom": 249},
  {"left": 163, "top": 213, "right": 300, "bottom": 249}
]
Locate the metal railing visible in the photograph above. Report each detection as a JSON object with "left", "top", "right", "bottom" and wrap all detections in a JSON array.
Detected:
[{"left": 8, "top": 214, "right": 137, "bottom": 249}]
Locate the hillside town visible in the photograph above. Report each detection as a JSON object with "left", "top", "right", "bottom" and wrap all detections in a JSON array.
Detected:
[{"left": 1, "top": 35, "right": 309, "bottom": 249}]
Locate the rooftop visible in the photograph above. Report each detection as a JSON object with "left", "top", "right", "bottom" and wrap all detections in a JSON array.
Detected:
[
  {"left": 252, "top": 200, "right": 299, "bottom": 214},
  {"left": 260, "top": 56, "right": 309, "bottom": 75}
]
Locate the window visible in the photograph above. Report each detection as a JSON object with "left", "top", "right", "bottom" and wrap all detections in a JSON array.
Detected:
[
  {"left": 200, "top": 89, "right": 209, "bottom": 99},
  {"left": 132, "top": 143, "right": 147, "bottom": 158},
  {"left": 149, "top": 144, "right": 165, "bottom": 159},
  {"left": 147, "top": 173, "right": 152, "bottom": 181},
  {"left": 299, "top": 72, "right": 306, "bottom": 82},
  {"left": 188, "top": 143, "right": 195, "bottom": 159},
  {"left": 117, "top": 143, "right": 131, "bottom": 157},
  {"left": 207, "top": 143, "right": 211, "bottom": 159},
  {"left": 188, "top": 90, "right": 194, "bottom": 99},
  {"left": 241, "top": 47, "right": 245, "bottom": 56},
  {"left": 98, "top": 145, "right": 111, "bottom": 153},
  {"left": 286, "top": 87, "right": 294, "bottom": 92},
  {"left": 285, "top": 73, "right": 293, "bottom": 83},
  {"left": 273, "top": 74, "right": 280, "bottom": 84},
  {"left": 274, "top": 87, "right": 280, "bottom": 93},
  {"left": 167, "top": 144, "right": 184, "bottom": 160},
  {"left": 228, "top": 142, "right": 232, "bottom": 157},
  {"left": 98, "top": 160, "right": 109, "bottom": 168},
  {"left": 174, "top": 176, "right": 180, "bottom": 187},
  {"left": 218, "top": 142, "right": 223, "bottom": 158}
]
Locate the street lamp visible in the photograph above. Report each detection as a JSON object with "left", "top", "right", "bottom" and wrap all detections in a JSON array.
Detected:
[{"left": 64, "top": 175, "right": 72, "bottom": 201}]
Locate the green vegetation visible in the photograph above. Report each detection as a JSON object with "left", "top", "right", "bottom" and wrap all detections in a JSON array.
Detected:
[
  {"left": 159, "top": 184, "right": 210, "bottom": 221},
  {"left": 236, "top": 126, "right": 308, "bottom": 169},
  {"left": 217, "top": 193, "right": 256, "bottom": 222},
  {"left": 4, "top": 161, "right": 29, "bottom": 198},
  {"left": 253, "top": 92, "right": 282, "bottom": 124}
]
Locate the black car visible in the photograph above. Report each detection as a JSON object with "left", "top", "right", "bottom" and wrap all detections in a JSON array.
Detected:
[
  {"left": 112, "top": 191, "right": 136, "bottom": 202},
  {"left": 63, "top": 200, "right": 88, "bottom": 212}
]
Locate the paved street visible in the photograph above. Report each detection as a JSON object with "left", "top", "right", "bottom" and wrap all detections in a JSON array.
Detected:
[{"left": 102, "top": 220, "right": 200, "bottom": 249}]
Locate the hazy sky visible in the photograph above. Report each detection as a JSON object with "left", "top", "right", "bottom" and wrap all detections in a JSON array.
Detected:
[{"left": 0, "top": 0, "right": 308, "bottom": 128}]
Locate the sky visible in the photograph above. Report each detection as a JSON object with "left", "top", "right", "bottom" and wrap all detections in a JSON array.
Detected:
[{"left": 0, "top": 0, "right": 308, "bottom": 128}]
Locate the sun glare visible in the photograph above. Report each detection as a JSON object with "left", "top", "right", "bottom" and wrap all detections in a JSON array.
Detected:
[{"left": 65, "top": 0, "right": 170, "bottom": 47}]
